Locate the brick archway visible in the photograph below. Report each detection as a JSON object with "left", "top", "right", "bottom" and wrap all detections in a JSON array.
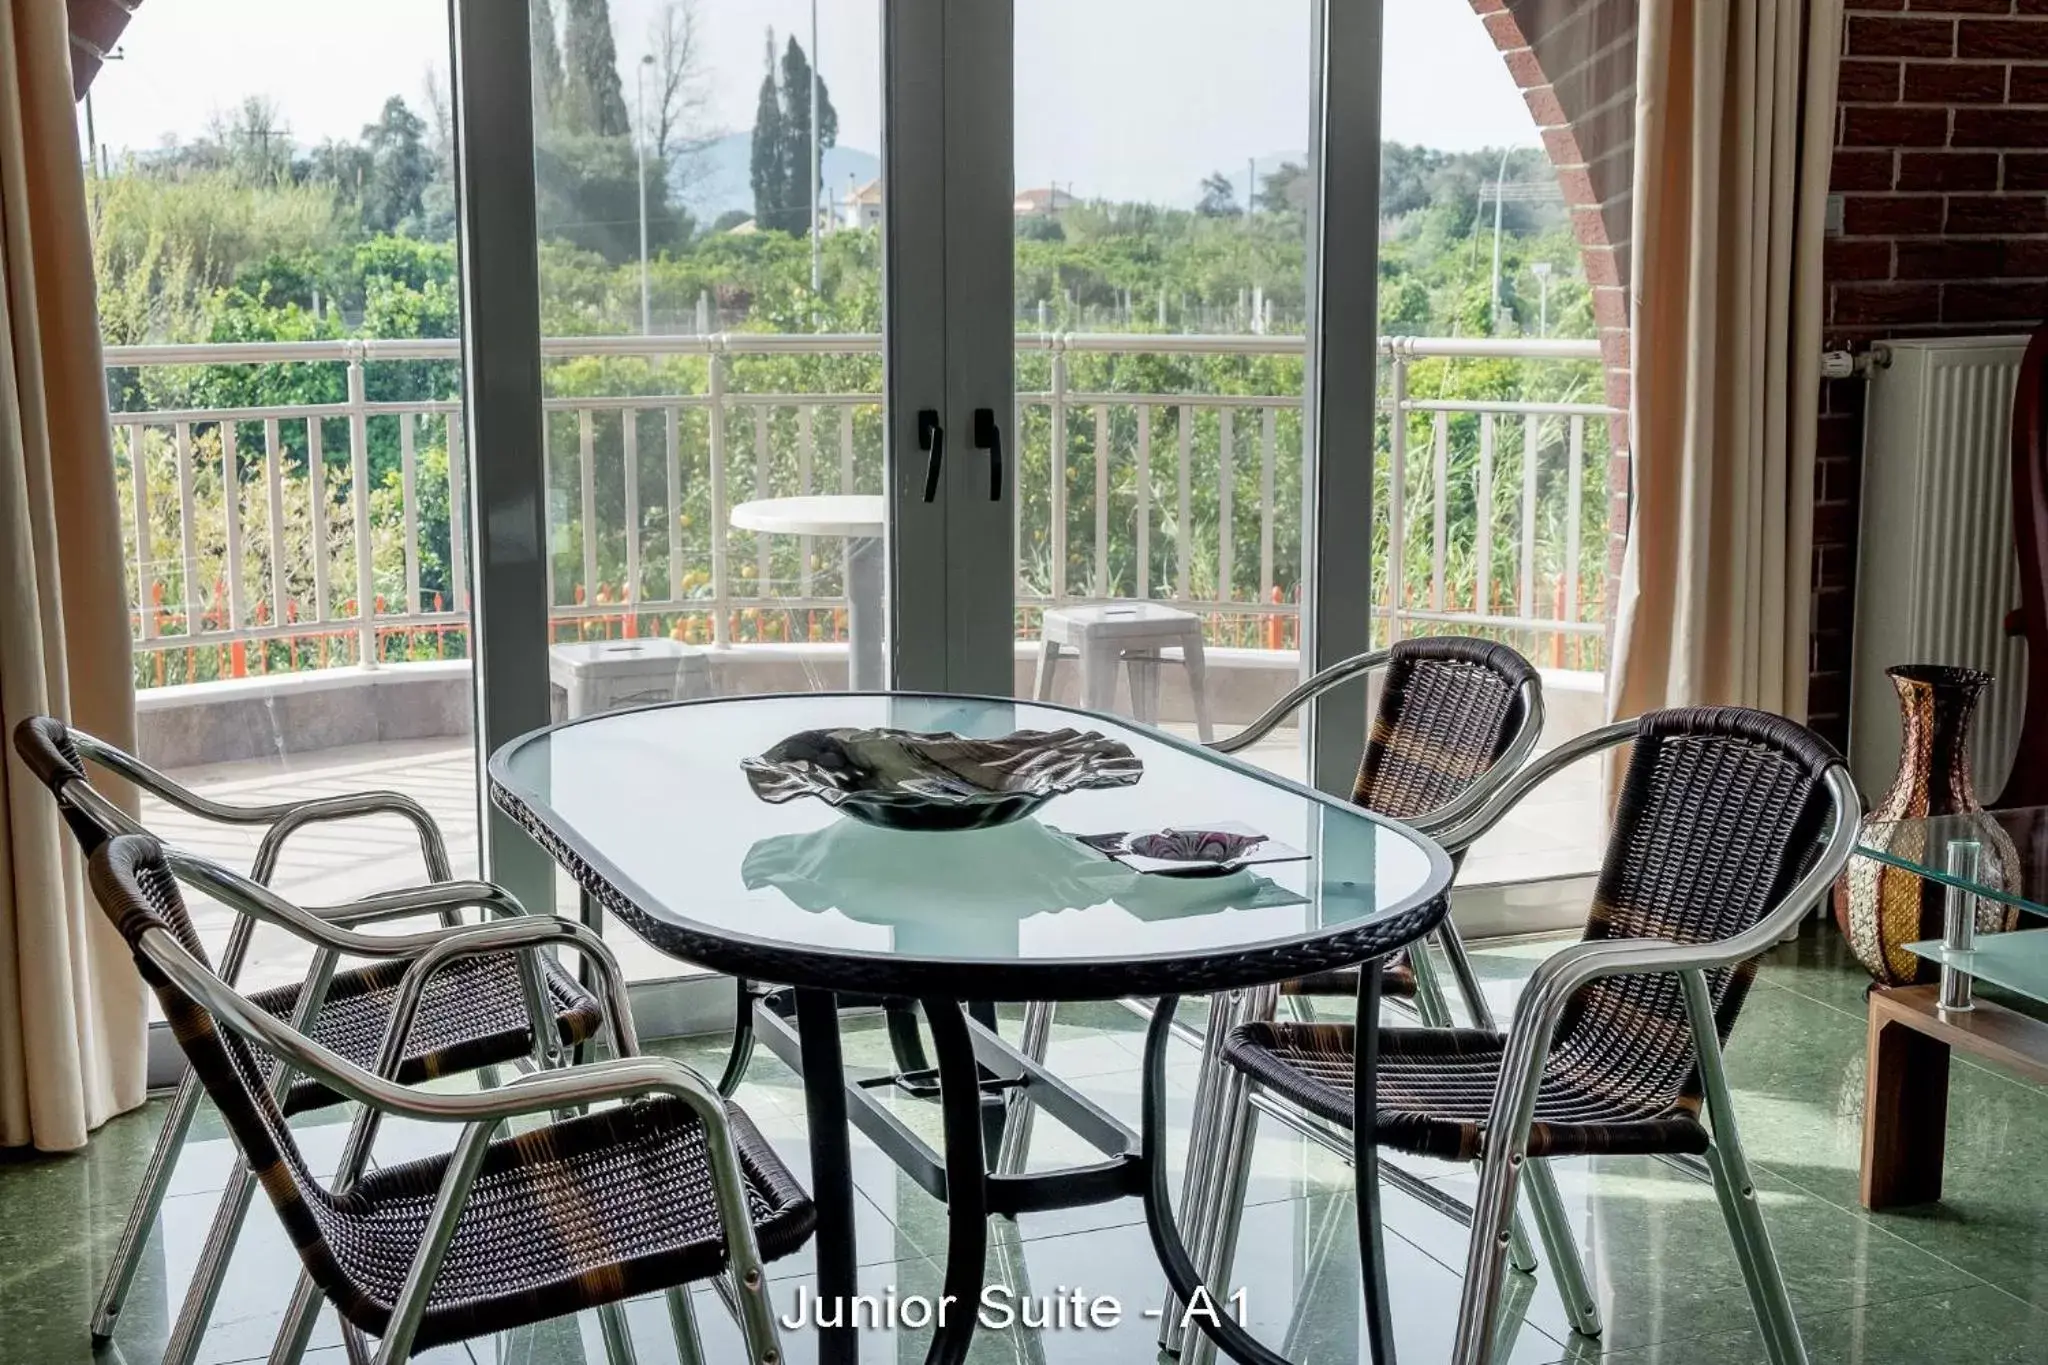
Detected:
[
  {"left": 68, "top": 0, "right": 144, "bottom": 98},
  {"left": 1470, "top": 0, "right": 1639, "bottom": 583}
]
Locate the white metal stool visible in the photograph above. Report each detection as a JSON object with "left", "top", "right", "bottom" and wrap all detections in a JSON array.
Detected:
[
  {"left": 549, "top": 638, "right": 712, "bottom": 720},
  {"left": 1034, "top": 602, "right": 1213, "bottom": 740}
]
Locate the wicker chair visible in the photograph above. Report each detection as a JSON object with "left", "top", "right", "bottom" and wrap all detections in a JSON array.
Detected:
[
  {"left": 88, "top": 834, "right": 814, "bottom": 1365},
  {"left": 1199, "top": 707, "right": 1859, "bottom": 1365},
  {"left": 11, "top": 717, "right": 606, "bottom": 1365},
  {"left": 996, "top": 638, "right": 1574, "bottom": 1348},
  {"left": 1006, "top": 634, "right": 1544, "bottom": 1123}
]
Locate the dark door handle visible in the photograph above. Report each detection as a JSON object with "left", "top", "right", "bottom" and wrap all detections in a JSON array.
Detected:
[
  {"left": 974, "top": 408, "right": 1003, "bottom": 501},
  {"left": 918, "top": 409, "right": 944, "bottom": 503}
]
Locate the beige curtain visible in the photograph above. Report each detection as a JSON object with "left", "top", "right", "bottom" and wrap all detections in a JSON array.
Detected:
[
  {"left": 0, "top": 0, "right": 145, "bottom": 1151},
  {"left": 1606, "top": 0, "right": 1842, "bottom": 722}
]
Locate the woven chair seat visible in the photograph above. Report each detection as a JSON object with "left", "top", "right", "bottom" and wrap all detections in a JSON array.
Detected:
[
  {"left": 302, "top": 1097, "right": 815, "bottom": 1349},
  {"left": 1277, "top": 958, "right": 1417, "bottom": 1001},
  {"left": 249, "top": 952, "right": 605, "bottom": 1116},
  {"left": 1221, "top": 1020, "right": 1710, "bottom": 1163}
]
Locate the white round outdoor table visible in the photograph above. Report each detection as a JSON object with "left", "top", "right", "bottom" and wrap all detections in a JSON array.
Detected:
[{"left": 730, "top": 495, "right": 886, "bottom": 689}]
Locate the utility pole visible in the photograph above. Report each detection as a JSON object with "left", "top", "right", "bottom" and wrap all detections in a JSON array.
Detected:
[
  {"left": 1531, "top": 260, "right": 1553, "bottom": 337},
  {"left": 1246, "top": 156, "right": 1255, "bottom": 230},
  {"left": 83, "top": 85, "right": 100, "bottom": 177},
  {"left": 637, "top": 54, "right": 654, "bottom": 336},
  {"left": 809, "top": 0, "right": 822, "bottom": 298},
  {"left": 1489, "top": 147, "right": 1510, "bottom": 334}
]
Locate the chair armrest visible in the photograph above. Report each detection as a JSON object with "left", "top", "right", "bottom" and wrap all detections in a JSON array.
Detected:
[
  {"left": 1426, "top": 718, "right": 1639, "bottom": 853},
  {"left": 312, "top": 880, "right": 528, "bottom": 927},
  {"left": 249, "top": 792, "right": 452, "bottom": 885},
  {"left": 375, "top": 914, "right": 638, "bottom": 1075},
  {"left": 142, "top": 921, "right": 682, "bottom": 1127},
  {"left": 163, "top": 850, "right": 531, "bottom": 963},
  {"left": 73, "top": 732, "right": 452, "bottom": 884},
  {"left": 1209, "top": 648, "right": 1394, "bottom": 755}
]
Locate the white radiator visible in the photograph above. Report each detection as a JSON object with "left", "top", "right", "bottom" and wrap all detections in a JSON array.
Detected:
[{"left": 1849, "top": 335, "right": 2031, "bottom": 800}]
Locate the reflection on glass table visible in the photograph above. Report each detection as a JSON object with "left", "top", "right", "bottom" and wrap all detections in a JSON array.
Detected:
[
  {"left": 741, "top": 816, "right": 1308, "bottom": 958},
  {"left": 1853, "top": 807, "right": 2048, "bottom": 1210}
]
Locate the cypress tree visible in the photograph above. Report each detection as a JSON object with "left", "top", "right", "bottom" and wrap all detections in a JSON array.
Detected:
[
  {"left": 777, "top": 37, "right": 837, "bottom": 235},
  {"left": 529, "top": 0, "right": 564, "bottom": 130},
  {"left": 749, "top": 30, "right": 787, "bottom": 229},
  {"left": 560, "top": 0, "right": 630, "bottom": 137}
]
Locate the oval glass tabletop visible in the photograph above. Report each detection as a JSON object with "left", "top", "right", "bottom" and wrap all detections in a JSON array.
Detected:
[{"left": 488, "top": 693, "right": 1452, "bottom": 998}]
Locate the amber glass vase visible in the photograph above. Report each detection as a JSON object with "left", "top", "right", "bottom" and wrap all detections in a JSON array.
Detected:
[{"left": 1834, "top": 664, "right": 2020, "bottom": 985}]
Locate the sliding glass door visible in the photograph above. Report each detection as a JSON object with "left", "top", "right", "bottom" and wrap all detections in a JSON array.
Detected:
[
  {"left": 445, "top": 0, "right": 1382, "bottom": 953},
  {"left": 919, "top": 1, "right": 1383, "bottom": 787}
]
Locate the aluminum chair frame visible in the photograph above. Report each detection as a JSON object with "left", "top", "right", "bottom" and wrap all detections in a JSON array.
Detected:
[
  {"left": 1188, "top": 720, "right": 1859, "bottom": 1365},
  {"left": 1001, "top": 644, "right": 1545, "bottom": 1165},
  {"left": 97, "top": 838, "right": 784, "bottom": 1365},
  {"left": 979, "top": 644, "right": 1587, "bottom": 1353},
  {"left": 16, "top": 725, "right": 527, "bottom": 1363}
]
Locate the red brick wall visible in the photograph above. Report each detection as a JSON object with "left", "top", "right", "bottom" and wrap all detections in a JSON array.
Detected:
[
  {"left": 1813, "top": 0, "right": 2048, "bottom": 748},
  {"left": 1475, "top": 0, "right": 1639, "bottom": 588}
]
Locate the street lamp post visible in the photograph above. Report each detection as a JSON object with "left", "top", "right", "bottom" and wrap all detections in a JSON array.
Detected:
[
  {"left": 637, "top": 54, "right": 654, "bottom": 337},
  {"left": 809, "top": 0, "right": 822, "bottom": 298},
  {"left": 1488, "top": 147, "right": 1510, "bottom": 334}
]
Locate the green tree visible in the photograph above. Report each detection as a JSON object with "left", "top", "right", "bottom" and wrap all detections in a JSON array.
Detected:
[
  {"left": 748, "top": 31, "right": 786, "bottom": 229},
  {"left": 1196, "top": 171, "right": 1238, "bottom": 218},
  {"left": 1257, "top": 161, "right": 1310, "bottom": 216},
  {"left": 561, "top": 0, "right": 630, "bottom": 137},
  {"left": 531, "top": 0, "right": 565, "bottom": 129},
  {"left": 304, "top": 138, "right": 370, "bottom": 202},
  {"left": 360, "top": 98, "right": 431, "bottom": 234},
  {"left": 747, "top": 32, "right": 837, "bottom": 234},
  {"left": 777, "top": 36, "right": 837, "bottom": 234}
]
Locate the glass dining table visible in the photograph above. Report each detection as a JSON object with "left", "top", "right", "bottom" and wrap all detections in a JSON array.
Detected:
[
  {"left": 1852, "top": 808, "right": 2048, "bottom": 1211},
  {"left": 489, "top": 693, "right": 1455, "bottom": 1365}
]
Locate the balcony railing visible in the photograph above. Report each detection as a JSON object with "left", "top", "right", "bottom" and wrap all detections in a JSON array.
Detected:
[{"left": 104, "top": 331, "right": 1615, "bottom": 689}]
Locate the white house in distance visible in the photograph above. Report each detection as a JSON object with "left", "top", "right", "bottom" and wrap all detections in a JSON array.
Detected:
[
  {"left": 837, "top": 176, "right": 883, "bottom": 231},
  {"left": 823, "top": 179, "right": 1074, "bottom": 230},
  {"left": 1013, "top": 185, "right": 1077, "bottom": 217}
]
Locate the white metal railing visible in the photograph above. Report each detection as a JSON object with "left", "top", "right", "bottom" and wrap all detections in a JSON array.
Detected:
[{"left": 104, "top": 332, "right": 1613, "bottom": 687}]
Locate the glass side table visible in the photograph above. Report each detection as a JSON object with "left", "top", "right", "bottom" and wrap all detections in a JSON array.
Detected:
[{"left": 1853, "top": 808, "right": 2048, "bottom": 1209}]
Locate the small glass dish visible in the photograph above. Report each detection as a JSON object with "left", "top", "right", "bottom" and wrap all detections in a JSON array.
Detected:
[{"left": 1128, "top": 829, "right": 1267, "bottom": 864}]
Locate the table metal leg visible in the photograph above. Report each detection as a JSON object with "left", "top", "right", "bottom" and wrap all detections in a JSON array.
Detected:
[
  {"left": 921, "top": 998, "right": 993, "bottom": 1365},
  {"left": 1140, "top": 994, "right": 1292, "bottom": 1365},
  {"left": 577, "top": 888, "right": 604, "bottom": 1066},
  {"left": 846, "top": 535, "right": 885, "bottom": 690},
  {"left": 1352, "top": 957, "right": 1397, "bottom": 1365},
  {"left": 794, "top": 988, "right": 859, "bottom": 1365},
  {"left": 1939, "top": 838, "right": 1982, "bottom": 1014}
]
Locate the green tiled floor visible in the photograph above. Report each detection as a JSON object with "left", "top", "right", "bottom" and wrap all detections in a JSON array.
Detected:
[{"left": 7, "top": 927, "right": 2048, "bottom": 1364}]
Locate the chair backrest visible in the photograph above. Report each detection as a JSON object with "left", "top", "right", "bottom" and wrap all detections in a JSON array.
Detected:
[
  {"left": 1353, "top": 637, "right": 1540, "bottom": 820},
  {"left": 12, "top": 715, "right": 129, "bottom": 854},
  {"left": 86, "top": 835, "right": 342, "bottom": 1279},
  {"left": 1560, "top": 706, "right": 1845, "bottom": 1076}
]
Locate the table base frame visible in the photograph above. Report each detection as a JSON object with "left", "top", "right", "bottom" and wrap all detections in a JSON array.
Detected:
[{"left": 747, "top": 961, "right": 1395, "bottom": 1365}]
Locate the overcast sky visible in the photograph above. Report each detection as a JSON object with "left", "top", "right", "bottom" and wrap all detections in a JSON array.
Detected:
[{"left": 85, "top": 0, "right": 1538, "bottom": 205}]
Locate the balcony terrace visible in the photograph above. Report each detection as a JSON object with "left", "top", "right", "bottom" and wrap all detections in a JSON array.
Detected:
[{"left": 111, "top": 330, "right": 1615, "bottom": 985}]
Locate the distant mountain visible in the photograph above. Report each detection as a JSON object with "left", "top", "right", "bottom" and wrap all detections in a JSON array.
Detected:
[{"left": 674, "top": 131, "right": 880, "bottom": 224}]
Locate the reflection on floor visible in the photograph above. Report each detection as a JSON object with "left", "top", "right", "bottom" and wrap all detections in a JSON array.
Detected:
[
  {"left": 144, "top": 726, "right": 1606, "bottom": 995},
  {"left": 8, "top": 927, "right": 2048, "bottom": 1364}
]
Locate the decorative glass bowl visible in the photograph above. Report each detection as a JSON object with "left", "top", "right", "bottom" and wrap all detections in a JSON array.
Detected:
[{"left": 740, "top": 726, "right": 1143, "bottom": 831}]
